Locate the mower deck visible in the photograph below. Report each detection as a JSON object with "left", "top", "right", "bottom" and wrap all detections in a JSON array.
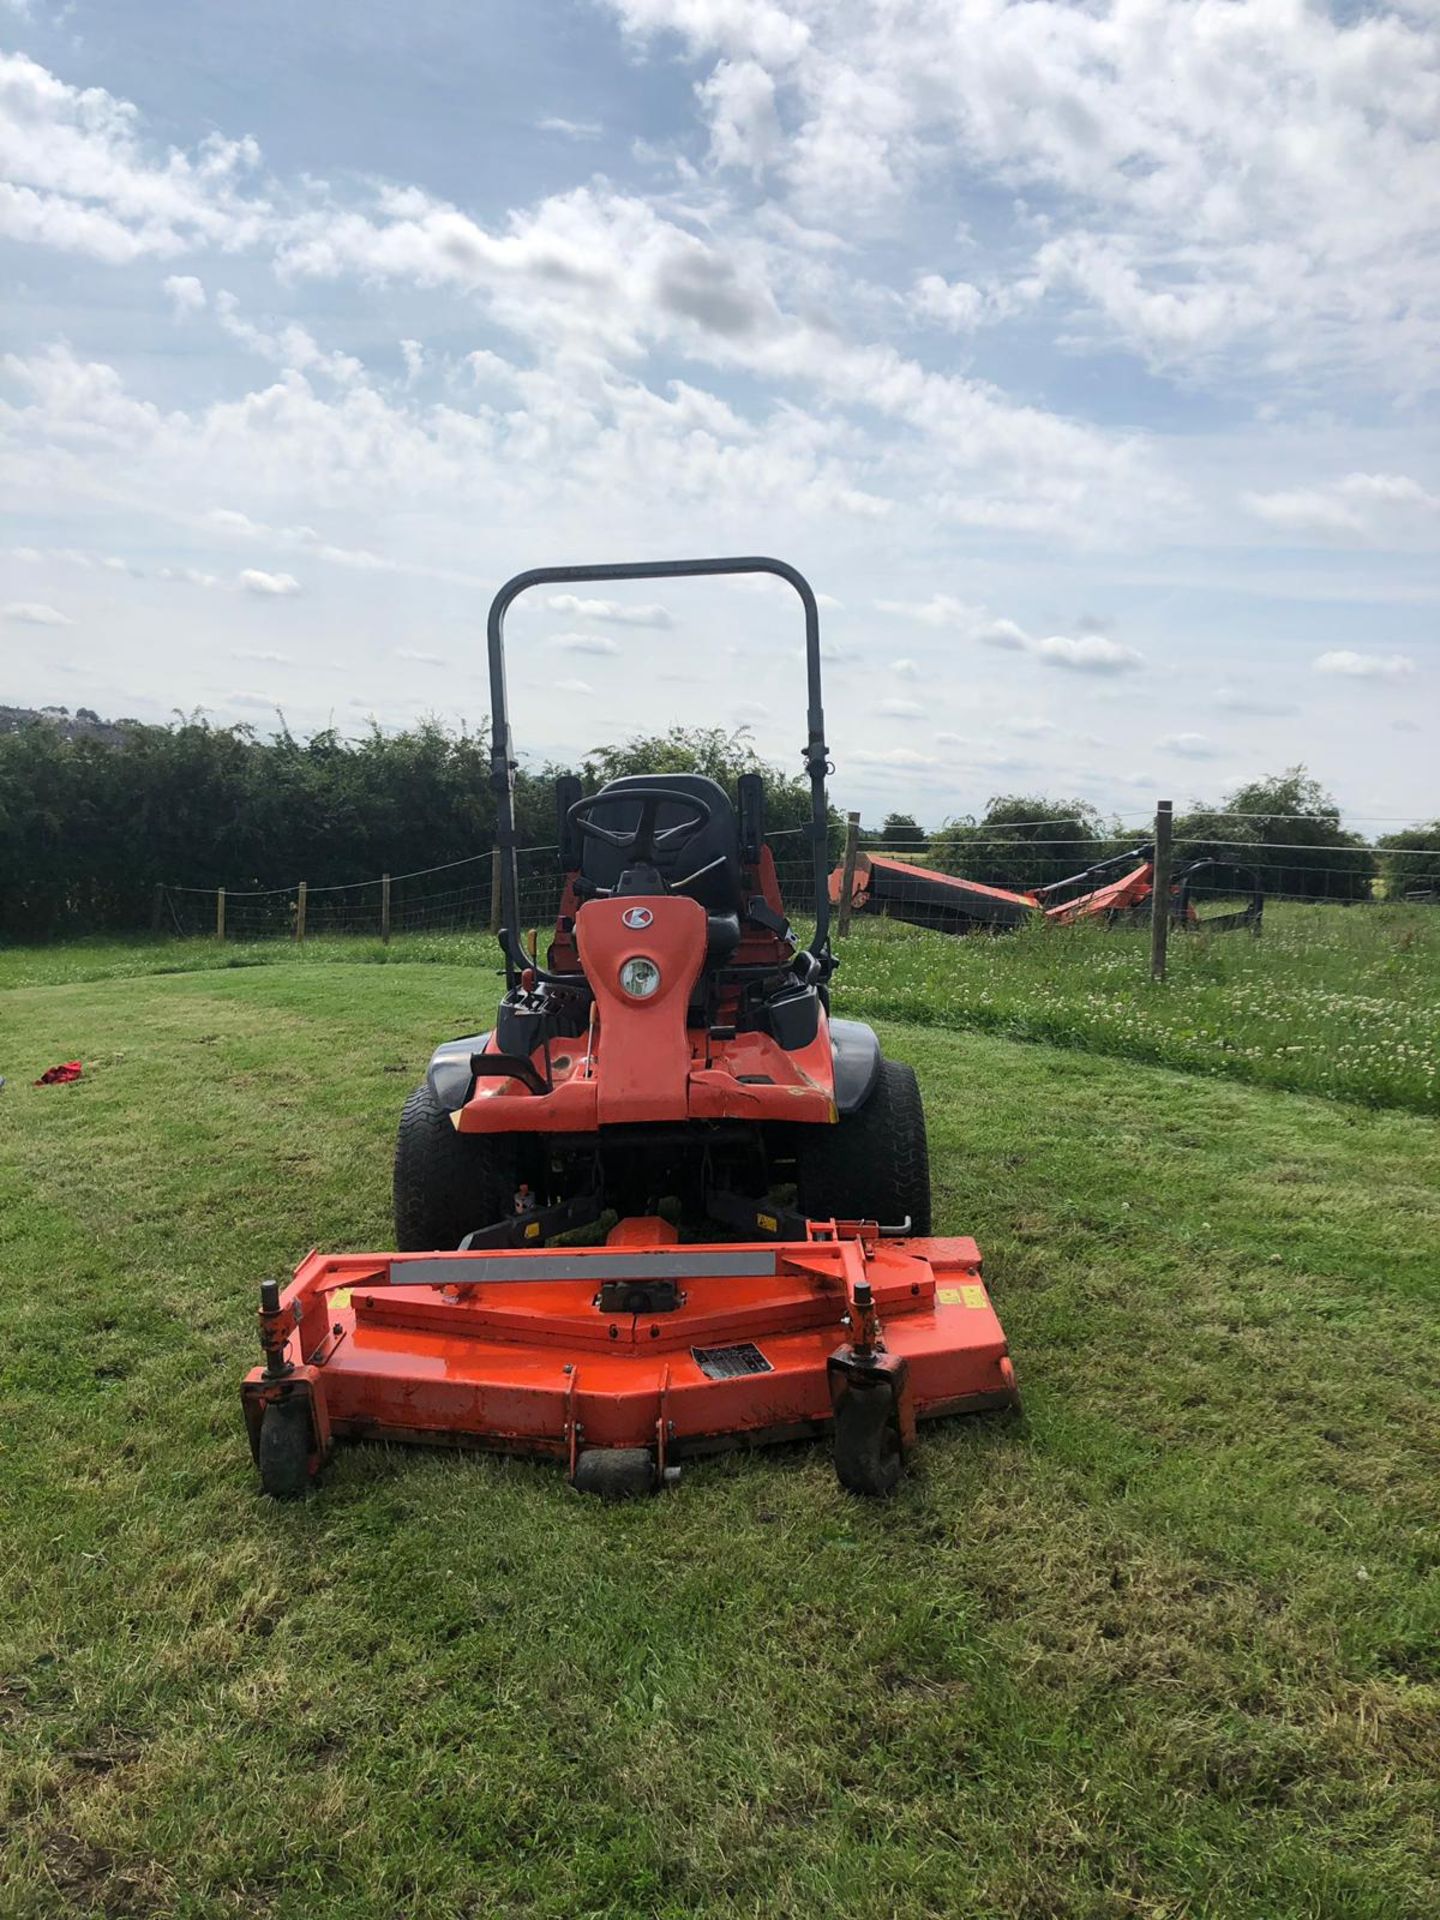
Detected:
[{"left": 242, "top": 1215, "right": 1019, "bottom": 1497}]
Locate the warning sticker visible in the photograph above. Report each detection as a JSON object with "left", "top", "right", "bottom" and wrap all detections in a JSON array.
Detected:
[
  {"left": 938, "top": 1284, "right": 987, "bottom": 1310},
  {"left": 692, "top": 1342, "right": 773, "bottom": 1380}
]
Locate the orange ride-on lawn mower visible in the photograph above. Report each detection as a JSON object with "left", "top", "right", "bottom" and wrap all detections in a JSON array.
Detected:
[{"left": 242, "top": 558, "right": 1019, "bottom": 1500}]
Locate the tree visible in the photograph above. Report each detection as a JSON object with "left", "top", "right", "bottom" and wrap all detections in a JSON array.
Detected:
[
  {"left": 582, "top": 725, "right": 821, "bottom": 840},
  {"left": 1176, "top": 769, "right": 1376, "bottom": 903},
  {"left": 930, "top": 795, "right": 1108, "bottom": 890},
  {"left": 1377, "top": 822, "right": 1440, "bottom": 900},
  {"left": 879, "top": 812, "right": 926, "bottom": 852}
]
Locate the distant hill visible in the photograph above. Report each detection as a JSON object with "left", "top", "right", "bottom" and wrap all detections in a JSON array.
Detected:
[{"left": 0, "top": 703, "right": 137, "bottom": 746}]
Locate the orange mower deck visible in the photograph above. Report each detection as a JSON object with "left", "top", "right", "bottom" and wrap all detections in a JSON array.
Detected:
[{"left": 242, "top": 1215, "right": 1019, "bottom": 1499}]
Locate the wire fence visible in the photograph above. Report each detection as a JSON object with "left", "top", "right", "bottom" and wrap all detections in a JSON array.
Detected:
[
  {"left": 153, "top": 810, "right": 1438, "bottom": 948},
  {"left": 157, "top": 829, "right": 830, "bottom": 945}
]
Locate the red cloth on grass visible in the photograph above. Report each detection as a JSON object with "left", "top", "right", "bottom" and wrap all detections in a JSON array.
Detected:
[{"left": 35, "top": 1061, "right": 82, "bottom": 1086}]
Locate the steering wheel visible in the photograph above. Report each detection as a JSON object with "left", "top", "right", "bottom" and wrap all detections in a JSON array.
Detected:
[{"left": 568, "top": 787, "right": 713, "bottom": 864}]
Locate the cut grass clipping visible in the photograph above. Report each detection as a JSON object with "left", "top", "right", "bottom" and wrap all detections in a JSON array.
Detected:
[{"left": 1, "top": 937, "right": 1438, "bottom": 1918}]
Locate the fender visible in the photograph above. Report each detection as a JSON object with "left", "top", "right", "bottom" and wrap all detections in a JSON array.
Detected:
[
  {"left": 829, "top": 1018, "right": 880, "bottom": 1113},
  {"left": 426, "top": 1032, "right": 491, "bottom": 1111}
]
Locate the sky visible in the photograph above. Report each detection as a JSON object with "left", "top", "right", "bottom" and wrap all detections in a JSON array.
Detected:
[{"left": 1, "top": 0, "right": 1437, "bottom": 829}]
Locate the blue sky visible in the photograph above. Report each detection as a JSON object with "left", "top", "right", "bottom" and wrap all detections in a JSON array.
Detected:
[{"left": 2, "top": 0, "right": 1436, "bottom": 827}]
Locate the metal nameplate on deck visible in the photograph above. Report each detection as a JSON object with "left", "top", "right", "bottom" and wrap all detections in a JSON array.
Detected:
[
  {"left": 691, "top": 1342, "right": 774, "bottom": 1380},
  {"left": 391, "top": 1249, "right": 781, "bottom": 1287}
]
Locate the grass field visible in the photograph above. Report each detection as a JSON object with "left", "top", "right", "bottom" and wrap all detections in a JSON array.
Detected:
[
  {"left": 4, "top": 901, "right": 1435, "bottom": 1112},
  {"left": 2, "top": 927, "right": 1438, "bottom": 1918}
]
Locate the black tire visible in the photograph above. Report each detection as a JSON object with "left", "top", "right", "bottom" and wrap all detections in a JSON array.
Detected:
[
  {"left": 258, "top": 1396, "right": 312, "bottom": 1500},
  {"left": 796, "top": 1058, "right": 931, "bottom": 1234},
  {"left": 393, "top": 1084, "right": 519, "bottom": 1251},
  {"left": 833, "top": 1377, "right": 904, "bottom": 1497}
]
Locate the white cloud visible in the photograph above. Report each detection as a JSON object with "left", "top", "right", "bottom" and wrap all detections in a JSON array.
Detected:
[
  {"left": 1244, "top": 472, "right": 1440, "bottom": 544},
  {"left": 909, "top": 274, "right": 985, "bottom": 331},
  {"left": 537, "top": 116, "right": 603, "bottom": 140},
  {"left": 699, "top": 59, "right": 783, "bottom": 175},
  {"left": 545, "top": 593, "right": 673, "bottom": 627},
  {"left": 0, "top": 51, "right": 268, "bottom": 262},
  {"left": 876, "top": 594, "right": 982, "bottom": 629},
  {"left": 233, "top": 648, "right": 290, "bottom": 664},
  {"left": 1035, "top": 633, "right": 1144, "bottom": 673},
  {"left": 605, "top": 0, "right": 811, "bottom": 68},
  {"left": 274, "top": 180, "right": 1148, "bottom": 538},
  {"left": 214, "top": 291, "right": 364, "bottom": 383},
  {"left": 973, "top": 618, "right": 1029, "bottom": 652},
  {"left": 878, "top": 596, "right": 1140, "bottom": 668},
  {"left": 853, "top": 746, "right": 939, "bottom": 767},
  {"left": 1160, "top": 731, "right": 1220, "bottom": 759},
  {"left": 612, "top": 0, "right": 1440, "bottom": 389},
  {"left": 1214, "top": 684, "right": 1296, "bottom": 717},
  {"left": 553, "top": 631, "right": 621, "bottom": 655},
  {"left": 3, "top": 599, "right": 72, "bottom": 624},
  {"left": 157, "top": 565, "right": 220, "bottom": 587},
  {"left": 889, "top": 657, "right": 920, "bottom": 678},
  {"left": 395, "top": 647, "right": 446, "bottom": 666},
  {"left": 238, "top": 568, "right": 301, "bottom": 596},
  {"left": 1313, "top": 649, "right": 1417, "bottom": 680},
  {"left": 164, "top": 273, "right": 207, "bottom": 316},
  {"left": 554, "top": 677, "right": 595, "bottom": 694},
  {"left": 879, "top": 696, "right": 924, "bottom": 717}
]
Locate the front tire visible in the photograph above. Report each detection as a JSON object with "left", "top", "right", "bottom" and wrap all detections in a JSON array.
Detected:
[
  {"left": 393, "top": 1084, "right": 519, "bottom": 1250},
  {"left": 796, "top": 1057, "right": 931, "bottom": 1234}
]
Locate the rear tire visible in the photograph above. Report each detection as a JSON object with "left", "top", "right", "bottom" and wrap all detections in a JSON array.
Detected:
[
  {"left": 796, "top": 1057, "right": 931, "bottom": 1234},
  {"left": 393, "top": 1084, "right": 519, "bottom": 1250}
]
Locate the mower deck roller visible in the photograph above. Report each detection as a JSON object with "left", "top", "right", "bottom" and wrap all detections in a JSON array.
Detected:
[{"left": 243, "top": 1214, "right": 1018, "bottom": 1499}]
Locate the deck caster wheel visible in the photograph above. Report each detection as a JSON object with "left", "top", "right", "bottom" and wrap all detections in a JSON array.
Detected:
[
  {"left": 833, "top": 1377, "right": 905, "bottom": 1498},
  {"left": 258, "top": 1396, "right": 313, "bottom": 1500},
  {"left": 572, "top": 1448, "right": 659, "bottom": 1501}
]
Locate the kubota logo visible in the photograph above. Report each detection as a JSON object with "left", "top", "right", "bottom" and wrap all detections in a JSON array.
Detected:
[{"left": 621, "top": 906, "right": 654, "bottom": 929}]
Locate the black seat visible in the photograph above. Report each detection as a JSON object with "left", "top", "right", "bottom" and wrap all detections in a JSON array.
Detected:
[{"left": 577, "top": 774, "right": 743, "bottom": 915}]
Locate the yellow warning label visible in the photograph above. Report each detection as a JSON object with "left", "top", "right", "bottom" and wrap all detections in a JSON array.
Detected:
[
  {"left": 938, "top": 1284, "right": 987, "bottom": 1309},
  {"left": 330, "top": 1289, "right": 352, "bottom": 1310},
  {"left": 758, "top": 1212, "right": 778, "bottom": 1234},
  {"left": 524, "top": 1220, "right": 541, "bottom": 1239}
]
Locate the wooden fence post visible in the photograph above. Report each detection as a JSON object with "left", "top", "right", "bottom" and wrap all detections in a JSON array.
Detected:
[
  {"left": 1150, "top": 800, "right": 1173, "bottom": 982},
  {"left": 151, "top": 883, "right": 164, "bottom": 934},
  {"left": 837, "top": 810, "right": 861, "bottom": 937},
  {"left": 490, "top": 846, "right": 503, "bottom": 935},
  {"left": 380, "top": 873, "right": 391, "bottom": 945},
  {"left": 295, "top": 880, "right": 308, "bottom": 944},
  {"left": 215, "top": 887, "right": 225, "bottom": 941}
]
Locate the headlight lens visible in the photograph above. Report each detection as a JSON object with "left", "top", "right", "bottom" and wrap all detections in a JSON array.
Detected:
[{"left": 619, "top": 956, "right": 661, "bottom": 999}]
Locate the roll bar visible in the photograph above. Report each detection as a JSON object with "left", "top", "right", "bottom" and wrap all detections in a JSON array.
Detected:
[{"left": 487, "top": 557, "right": 831, "bottom": 986}]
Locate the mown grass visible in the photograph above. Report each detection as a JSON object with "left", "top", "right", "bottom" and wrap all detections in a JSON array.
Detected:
[
  {"left": 2, "top": 956, "right": 1438, "bottom": 1918},
  {"left": 6, "top": 899, "right": 1437, "bottom": 1113}
]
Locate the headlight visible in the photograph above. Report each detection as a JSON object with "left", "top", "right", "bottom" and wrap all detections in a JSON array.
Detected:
[{"left": 619, "top": 956, "right": 661, "bottom": 999}]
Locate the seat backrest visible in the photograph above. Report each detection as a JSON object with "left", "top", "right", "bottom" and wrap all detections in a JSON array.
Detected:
[{"left": 577, "top": 774, "right": 742, "bottom": 913}]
